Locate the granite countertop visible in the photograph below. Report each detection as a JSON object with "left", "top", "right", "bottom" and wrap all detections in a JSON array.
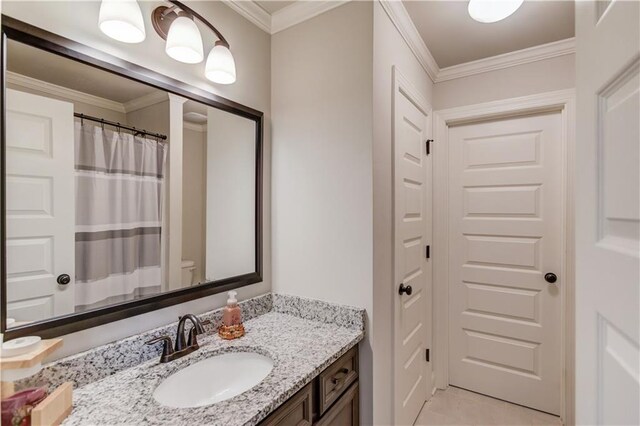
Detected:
[{"left": 63, "top": 311, "right": 364, "bottom": 426}]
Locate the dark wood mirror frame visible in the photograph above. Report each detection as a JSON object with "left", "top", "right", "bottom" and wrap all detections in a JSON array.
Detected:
[{"left": 0, "top": 16, "right": 264, "bottom": 339}]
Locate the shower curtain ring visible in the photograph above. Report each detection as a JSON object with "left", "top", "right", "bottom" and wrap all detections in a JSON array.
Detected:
[
  {"left": 116, "top": 123, "right": 121, "bottom": 133},
  {"left": 100, "top": 119, "right": 105, "bottom": 130}
]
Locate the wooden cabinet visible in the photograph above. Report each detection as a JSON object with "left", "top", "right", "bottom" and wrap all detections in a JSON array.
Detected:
[
  {"left": 315, "top": 383, "right": 359, "bottom": 426},
  {"left": 260, "top": 346, "right": 360, "bottom": 426},
  {"left": 261, "top": 383, "right": 313, "bottom": 426}
]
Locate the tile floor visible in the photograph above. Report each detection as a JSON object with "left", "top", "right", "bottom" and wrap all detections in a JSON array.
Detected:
[{"left": 414, "top": 386, "right": 563, "bottom": 426}]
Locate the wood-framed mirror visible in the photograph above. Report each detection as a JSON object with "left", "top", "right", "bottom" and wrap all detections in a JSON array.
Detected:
[{"left": 0, "top": 16, "right": 264, "bottom": 339}]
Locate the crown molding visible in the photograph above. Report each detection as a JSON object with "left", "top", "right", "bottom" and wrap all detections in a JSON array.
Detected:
[
  {"left": 224, "top": 0, "right": 573, "bottom": 83},
  {"left": 378, "top": 0, "right": 439, "bottom": 82},
  {"left": 271, "top": 1, "right": 350, "bottom": 34},
  {"left": 436, "top": 37, "right": 576, "bottom": 83},
  {"left": 123, "top": 91, "right": 169, "bottom": 113},
  {"left": 222, "top": 0, "right": 271, "bottom": 33},
  {"left": 223, "top": 0, "right": 350, "bottom": 34},
  {"left": 6, "top": 71, "right": 126, "bottom": 113}
]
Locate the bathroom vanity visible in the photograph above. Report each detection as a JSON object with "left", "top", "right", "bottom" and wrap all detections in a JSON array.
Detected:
[{"left": 15, "top": 294, "right": 364, "bottom": 426}]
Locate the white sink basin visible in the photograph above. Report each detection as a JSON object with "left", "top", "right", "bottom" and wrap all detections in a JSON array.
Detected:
[{"left": 153, "top": 352, "right": 273, "bottom": 408}]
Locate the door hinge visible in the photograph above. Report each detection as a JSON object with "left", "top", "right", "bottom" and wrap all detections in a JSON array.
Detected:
[
  {"left": 426, "top": 348, "right": 430, "bottom": 362},
  {"left": 426, "top": 139, "right": 434, "bottom": 155},
  {"left": 425, "top": 245, "right": 430, "bottom": 259}
]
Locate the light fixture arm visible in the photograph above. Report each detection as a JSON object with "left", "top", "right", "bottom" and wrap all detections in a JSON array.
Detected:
[{"left": 166, "top": 0, "right": 230, "bottom": 48}]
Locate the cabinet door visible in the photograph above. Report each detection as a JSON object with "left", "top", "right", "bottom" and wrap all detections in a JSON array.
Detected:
[
  {"left": 315, "top": 382, "right": 359, "bottom": 426},
  {"left": 261, "top": 383, "right": 313, "bottom": 426}
]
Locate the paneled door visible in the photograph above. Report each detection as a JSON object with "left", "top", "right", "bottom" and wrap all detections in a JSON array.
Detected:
[
  {"left": 5, "top": 89, "right": 75, "bottom": 322},
  {"left": 393, "top": 69, "right": 432, "bottom": 426},
  {"left": 575, "top": 1, "right": 639, "bottom": 424},
  {"left": 448, "top": 113, "right": 562, "bottom": 415}
]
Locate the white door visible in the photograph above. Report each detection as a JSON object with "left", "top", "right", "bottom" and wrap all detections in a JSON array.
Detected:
[
  {"left": 5, "top": 89, "right": 75, "bottom": 323},
  {"left": 575, "top": 1, "right": 640, "bottom": 424},
  {"left": 393, "top": 70, "right": 433, "bottom": 426},
  {"left": 448, "top": 112, "right": 563, "bottom": 415}
]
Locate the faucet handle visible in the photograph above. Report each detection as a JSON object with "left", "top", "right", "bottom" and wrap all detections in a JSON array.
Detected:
[
  {"left": 186, "top": 327, "right": 201, "bottom": 349},
  {"left": 146, "top": 336, "right": 174, "bottom": 363}
]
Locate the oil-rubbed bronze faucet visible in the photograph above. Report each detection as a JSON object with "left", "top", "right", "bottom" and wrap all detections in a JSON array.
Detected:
[{"left": 145, "top": 315, "right": 208, "bottom": 363}]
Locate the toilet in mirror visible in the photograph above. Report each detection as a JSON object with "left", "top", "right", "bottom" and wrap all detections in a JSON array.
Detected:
[{"left": 3, "top": 39, "right": 258, "bottom": 329}]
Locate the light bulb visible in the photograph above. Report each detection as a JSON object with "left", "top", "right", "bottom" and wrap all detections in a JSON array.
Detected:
[
  {"left": 468, "top": 0, "right": 524, "bottom": 23},
  {"left": 98, "top": 0, "right": 146, "bottom": 43},
  {"left": 166, "top": 16, "right": 204, "bottom": 64},
  {"left": 205, "top": 41, "right": 237, "bottom": 85}
]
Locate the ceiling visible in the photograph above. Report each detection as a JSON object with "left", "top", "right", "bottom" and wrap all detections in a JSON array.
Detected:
[
  {"left": 402, "top": 0, "right": 575, "bottom": 68},
  {"left": 255, "top": 1, "right": 296, "bottom": 14},
  {"left": 7, "top": 39, "right": 158, "bottom": 103}
]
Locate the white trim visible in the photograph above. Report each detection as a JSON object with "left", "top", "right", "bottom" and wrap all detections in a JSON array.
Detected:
[
  {"left": 123, "top": 91, "right": 168, "bottom": 113},
  {"left": 380, "top": 1, "right": 574, "bottom": 84},
  {"left": 271, "top": 0, "right": 350, "bottom": 34},
  {"left": 432, "top": 89, "right": 576, "bottom": 425},
  {"left": 436, "top": 38, "right": 576, "bottom": 83},
  {"left": 226, "top": 1, "right": 573, "bottom": 82},
  {"left": 6, "top": 71, "right": 126, "bottom": 113},
  {"left": 379, "top": 0, "right": 439, "bottom": 82},
  {"left": 222, "top": 0, "right": 271, "bottom": 33},
  {"left": 224, "top": 0, "right": 350, "bottom": 34}
]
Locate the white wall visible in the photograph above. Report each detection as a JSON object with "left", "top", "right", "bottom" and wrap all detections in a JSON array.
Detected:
[
  {"left": 433, "top": 54, "right": 575, "bottom": 110},
  {"left": 1, "top": 0, "right": 271, "bottom": 360},
  {"left": 271, "top": 2, "right": 374, "bottom": 423},
  {"left": 372, "top": 3, "right": 434, "bottom": 425}
]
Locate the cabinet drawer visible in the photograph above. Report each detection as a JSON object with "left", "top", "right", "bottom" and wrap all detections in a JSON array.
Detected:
[
  {"left": 315, "top": 382, "right": 359, "bottom": 426},
  {"left": 261, "top": 383, "right": 313, "bottom": 426},
  {"left": 317, "top": 346, "right": 358, "bottom": 415}
]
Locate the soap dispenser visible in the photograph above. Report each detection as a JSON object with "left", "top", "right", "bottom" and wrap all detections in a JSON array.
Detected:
[{"left": 218, "top": 291, "right": 245, "bottom": 340}]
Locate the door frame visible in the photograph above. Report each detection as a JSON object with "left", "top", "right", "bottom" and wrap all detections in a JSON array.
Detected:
[
  {"left": 432, "top": 89, "right": 576, "bottom": 424},
  {"left": 391, "top": 65, "right": 434, "bottom": 423}
]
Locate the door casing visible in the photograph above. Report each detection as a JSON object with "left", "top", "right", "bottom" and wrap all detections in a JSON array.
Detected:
[{"left": 432, "top": 89, "right": 576, "bottom": 424}]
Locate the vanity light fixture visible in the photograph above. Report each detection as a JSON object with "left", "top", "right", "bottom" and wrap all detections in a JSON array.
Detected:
[
  {"left": 152, "top": 0, "right": 236, "bottom": 84},
  {"left": 98, "top": 0, "right": 237, "bottom": 84},
  {"left": 98, "top": 0, "right": 146, "bottom": 43},
  {"left": 468, "top": 0, "right": 524, "bottom": 23}
]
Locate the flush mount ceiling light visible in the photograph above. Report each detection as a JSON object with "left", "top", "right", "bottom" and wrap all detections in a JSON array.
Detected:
[
  {"left": 98, "top": 0, "right": 146, "bottom": 43},
  {"left": 98, "top": 0, "right": 237, "bottom": 84},
  {"left": 468, "top": 0, "right": 524, "bottom": 23}
]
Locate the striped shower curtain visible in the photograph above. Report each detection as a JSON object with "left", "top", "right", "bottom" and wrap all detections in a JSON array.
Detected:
[{"left": 74, "top": 122, "right": 167, "bottom": 312}]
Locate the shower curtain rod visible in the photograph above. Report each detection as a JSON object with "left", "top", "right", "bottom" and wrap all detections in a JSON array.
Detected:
[{"left": 75, "top": 113, "right": 168, "bottom": 141}]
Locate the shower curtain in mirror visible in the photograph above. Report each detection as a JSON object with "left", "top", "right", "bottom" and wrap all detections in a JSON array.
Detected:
[{"left": 74, "top": 122, "right": 167, "bottom": 312}]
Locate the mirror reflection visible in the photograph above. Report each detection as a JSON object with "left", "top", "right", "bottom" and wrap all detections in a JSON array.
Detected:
[{"left": 4, "top": 39, "right": 256, "bottom": 328}]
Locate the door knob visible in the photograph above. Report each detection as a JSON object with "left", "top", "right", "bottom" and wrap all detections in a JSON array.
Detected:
[
  {"left": 544, "top": 273, "right": 557, "bottom": 284},
  {"left": 399, "top": 283, "right": 413, "bottom": 296},
  {"left": 57, "top": 274, "right": 71, "bottom": 285}
]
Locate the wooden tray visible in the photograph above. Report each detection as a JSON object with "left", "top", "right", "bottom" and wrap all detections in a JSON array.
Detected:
[
  {"left": 31, "top": 382, "right": 73, "bottom": 426},
  {"left": 0, "top": 338, "right": 63, "bottom": 370}
]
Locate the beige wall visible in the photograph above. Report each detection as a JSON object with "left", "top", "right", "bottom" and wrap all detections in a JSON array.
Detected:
[
  {"left": 433, "top": 54, "right": 575, "bottom": 110},
  {"left": 1, "top": 0, "right": 271, "bottom": 360},
  {"left": 271, "top": 2, "right": 374, "bottom": 423},
  {"left": 182, "top": 127, "right": 207, "bottom": 284},
  {"left": 372, "top": 3, "right": 434, "bottom": 424}
]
